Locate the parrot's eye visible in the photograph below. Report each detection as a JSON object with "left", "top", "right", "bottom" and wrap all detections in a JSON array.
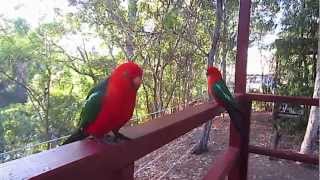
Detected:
[{"left": 206, "top": 72, "right": 209, "bottom": 76}]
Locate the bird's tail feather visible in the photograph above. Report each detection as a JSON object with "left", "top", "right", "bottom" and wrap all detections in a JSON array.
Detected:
[
  {"left": 227, "top": 108, "right": 246, "bottom": 140},
  {"left": 62, "top": 129, "right": 88, "bottom": 145}
]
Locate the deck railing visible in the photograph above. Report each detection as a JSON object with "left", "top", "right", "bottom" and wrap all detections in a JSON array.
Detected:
[
  {"left": 203, "top": 94, "right": 319, "bottom": 180},
  {"left": 1, "top": 94, "right": 317, "bottom": 180},
  {"left": 0, "top": 102, "right": 225, "bottom": 179}
]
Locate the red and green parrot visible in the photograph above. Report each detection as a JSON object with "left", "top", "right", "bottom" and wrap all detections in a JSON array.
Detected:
[
  {"left": 206, "top": 66, "right": 244, "bottom": 138},
  {"left": 63, "top": 61, "right": 143, "bottom": 145}
]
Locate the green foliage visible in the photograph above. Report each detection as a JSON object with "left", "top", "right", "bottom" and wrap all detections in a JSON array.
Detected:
[
  {"left": 274, "top": 0, "right": 317, "bottom": 97},
  {"left": 0, "top": 104, "right": 36, "bottom": 151},
  {"left": 13, "top": 18, "right": 30, "bottom": 36},
  {"left": 251, "top": 0, "right": 280, "bottom": 39},
  {"left": 163, "top": 9, "right": 180, "bottom": 30},
  {"left": 272, "top": 0, "right": 318, "bottom": 134},
  {"left": 49, "top": 94, "right": 81, "bottom": 136}
]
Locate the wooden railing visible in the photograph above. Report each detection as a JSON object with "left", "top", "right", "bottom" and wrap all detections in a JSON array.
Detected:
[
  {"left": 202, "top": 93, "right": 319, "bottom": 180},
  {"left": 0, "top": 93, "right": 318, "bottom": 180},
  {"left": 245, "top": 93, "right": 319, "bottom": 167},
  {"left": 246, "top": 93, "right": 319, "bottom": 106},
  {"left": 249, "top": 145, "right": 318, "bottom": 165},
  {"left": 0, "top": 102, "right": 226, "bottom": 180}
]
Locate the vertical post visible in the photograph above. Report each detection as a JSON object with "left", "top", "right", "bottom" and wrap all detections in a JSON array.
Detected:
[
  {"left": 230, "top": 0, "right": 251, "bottom": 179},
  {"left": 234, "top": 0, "right": 251, "bottom": 94},
  {"left": 229, "top": 99, "right": 251, "bottom": 180}
]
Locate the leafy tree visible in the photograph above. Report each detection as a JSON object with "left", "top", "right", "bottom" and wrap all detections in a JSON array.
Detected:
[{"left": 271, "top": 0, "right": 318, "bottom": 155}]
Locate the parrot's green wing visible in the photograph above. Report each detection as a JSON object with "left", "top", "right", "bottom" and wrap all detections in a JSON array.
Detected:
[
  {"left": 211, "top": 80, "right": 245, "bottom": 138},
  {"left": 212, "top": 80, "right": 239, "bottom": 109},
  {"left": 78, "top": 78, "right": 109, "bottom": 129}
]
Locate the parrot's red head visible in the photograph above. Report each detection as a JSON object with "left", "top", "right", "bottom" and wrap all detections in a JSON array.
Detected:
[
  {"left": 206, "top": 66, "right": 222, "bottom": 84},
  {"left": 111, "top": 61, "right": 143, "bottom": 91}
]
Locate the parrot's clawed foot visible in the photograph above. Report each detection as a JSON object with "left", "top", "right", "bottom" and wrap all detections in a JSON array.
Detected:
[
  {"left": 88, "top": 135, "right": 96, "bottom": 140},
  {"left": 99, "top": 132, "right": 131, "bottom": 144},
  {"left": 113, "top": 131, "right": 131, "bottom": 142},
  {"left": 101, "top": 134, "right": 115, "bottom": 144},
  {"left": 88, "top": 135, "right": 104, "bottom": 143}
]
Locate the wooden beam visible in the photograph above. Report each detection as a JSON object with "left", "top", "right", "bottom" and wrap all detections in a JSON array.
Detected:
[
  {"left": 229, "top": 94, "right": 252, "bottom": 180},
  {"left": 234, "top": 0, "right": 251, "bottom": 94},
  {"left": 246, "top": 93, "right": 319, "bottom": 106},
  {"left": 232, "top": 2, "right": 253, "bottom": 179},
  {"left": 249, "top": 145, "right": 319, "bottom": 165}
]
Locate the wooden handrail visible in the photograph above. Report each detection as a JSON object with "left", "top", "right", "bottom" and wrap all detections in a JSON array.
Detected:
[
  {"left": 249, "top": 145, "right": 319, "bottom": 165},
  {"left": 246, "top": 93, "right": 319, "bottom": 106},
  {"left": 1, "top": 93, "right": 317, "bottom": 179},
  {"left": 0, "top": 102, "right": 224, "bottom": 180}
]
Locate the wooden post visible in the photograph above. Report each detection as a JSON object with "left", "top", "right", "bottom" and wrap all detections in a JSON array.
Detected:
[
  {"left": 234, "top": 0, "right": 251, "bottom": 95},
  {"left": 229, "top": 99, "right": 251, "bottom": 180},
  {"left": 229, "top": 0, "right": 252, "bottom": 178}
]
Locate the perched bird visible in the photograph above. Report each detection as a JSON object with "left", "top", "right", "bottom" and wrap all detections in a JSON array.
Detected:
[
  {"left": 63, "top": 62, "right": 143, "bottom": 145},
  {"left": 206, "top": 66, "right": 244, "bottom": 138}
]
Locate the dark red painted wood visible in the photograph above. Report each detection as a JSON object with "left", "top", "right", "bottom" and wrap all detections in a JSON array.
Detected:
[
  {"left": 229, "top": 96, "right": 252, "bottom": 180},
  {"left": 105, "top": 163, "right": 134, "bottom": 180},
  {"left": 0, "top": 102, "right": 224, "bottom": 180},
  {"left": 234, "top": 0, "right": 251, "bottom": 94},
  {"left": 249, "top": 145, "right": 319, "bottom": 165},
  {"left": 246, "top": 93, "right": 319, "bottom": 106},
  {"left": 203, "top": 147, "right": 240, "bottom": 180},
  {"left": 232, "top": 0, "right": 252, "bottom": 176}
]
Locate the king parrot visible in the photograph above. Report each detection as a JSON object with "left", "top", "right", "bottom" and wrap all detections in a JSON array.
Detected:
[
  {"left": 63, "top": 61, "right": 143, "bottom": 145},
  {"left": 206, "top": 66, "right": 245, "bottom": 138}
]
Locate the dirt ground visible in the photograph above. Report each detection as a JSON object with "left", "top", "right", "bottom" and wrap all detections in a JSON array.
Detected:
[{"left": 134, "top": 112, "right": 319, "bottom": 180}]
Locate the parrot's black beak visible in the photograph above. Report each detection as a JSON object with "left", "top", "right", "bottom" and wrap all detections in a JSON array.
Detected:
[{"left": 133, "top": 77, "right": 142, "bottom": 90}]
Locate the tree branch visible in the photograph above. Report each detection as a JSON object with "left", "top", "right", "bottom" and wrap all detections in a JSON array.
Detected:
[{"left": 208, "top": 0, "right": 223, "bottom": 67}]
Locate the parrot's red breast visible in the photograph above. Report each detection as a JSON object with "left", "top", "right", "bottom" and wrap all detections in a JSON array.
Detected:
[{"left": 207, "top": 66, "right": 223, "bottom": 105}]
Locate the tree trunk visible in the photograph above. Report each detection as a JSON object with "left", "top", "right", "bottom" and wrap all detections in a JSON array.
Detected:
[
  {"left": 142, "top": 84, "right": 152, "bottom": 114},
  {"left": 207, "top": 0, "right": 223, "bottom": 67},
  {"left": 192, "top": 0, "right": 223, "bottom": 155},
  {"left": 126, "top": 0, "right": 137, "bottom": 59},
  {"left": 299, "top": 50, "right": 319, "bottom": 156},
  {"left": 220, "top": 6, "right": 229, "bottom": 81},
  {"left": 14, "top": 60, "right": 28, "bottom": 101},
  {"left": 0, "top": 60, "right": 28, "bottom": 107},
  {"left": 269, "top": 54, "right": 282, "bottom": 159},
  {"left": 0, "top": 123, "right": 4, "bottom": 163},
  {"left": 269, "top": 102, "right": 281, "bottom": 160},
  {"left": 44, "top": 68, "right": 52, "bottom": 150}
]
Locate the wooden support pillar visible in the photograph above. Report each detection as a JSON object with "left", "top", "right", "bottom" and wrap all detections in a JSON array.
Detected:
[
  {"left": 228, "top": 99, "right": 251, "bottom": 180},
  {"left": 234, "top": 0, "right": 251, "bottom": 95},
  {"left": 230, "top": 0, "right": 252, "bottom": 177}
]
